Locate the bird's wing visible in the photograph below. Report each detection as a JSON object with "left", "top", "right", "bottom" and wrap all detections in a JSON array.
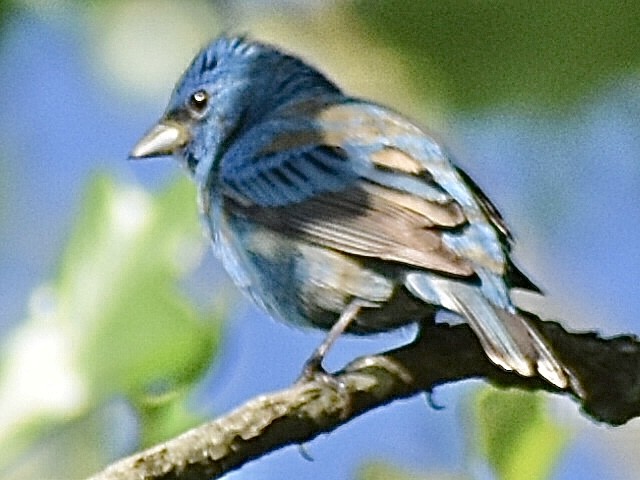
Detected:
[
  {"left": 219, "top": 100, "right": 513, "bottom": 278},
  {"left": 219, "top": 109, "right": 360, "bottom": 207},
  {"left": 229, "top": 180, "right": 474, "bottom": 276}
]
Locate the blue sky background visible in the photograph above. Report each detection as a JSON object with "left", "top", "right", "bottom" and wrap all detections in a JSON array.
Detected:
[{"left": 1, "top": 2, "right": 639, "bottom": 479}]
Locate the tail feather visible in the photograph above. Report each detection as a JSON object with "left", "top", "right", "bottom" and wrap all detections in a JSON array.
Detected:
[
  {"left": 491, "top": 307, "right": 569, "bottom": 389},
  {"left": 406, "top": 273, "right": 578, "bottom": 392}
]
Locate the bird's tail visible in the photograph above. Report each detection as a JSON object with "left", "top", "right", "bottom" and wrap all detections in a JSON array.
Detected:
[{"left": 406, "top": 274, "right": 582, "bottom": 396}]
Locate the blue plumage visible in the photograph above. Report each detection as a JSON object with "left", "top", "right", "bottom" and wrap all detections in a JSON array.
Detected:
[{"left": 131, "top": 36, "right": 578, "bottom": 391}]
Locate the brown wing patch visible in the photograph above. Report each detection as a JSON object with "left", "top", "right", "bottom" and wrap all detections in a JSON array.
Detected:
[
  {"left": 369, "top": 147, "right": 426, "bottom": 175},
  {"left": 318, "top": 103, "right": 424, "bottom": 139},
  {"left": 267, "top": 101, "right": 428, "bottom": 164},
  {"left": 258, "top": 130, "right": 322, "bottom": 156},
  {"left": 228, "top": 181, "right": 474, "bottom": 277},
  {"left": 360, "top": 183, "right": 463, "bottom": 228}
]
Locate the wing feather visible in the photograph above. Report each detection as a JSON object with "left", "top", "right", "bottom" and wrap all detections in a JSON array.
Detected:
[
  {"left": 227, "top": 181, "right": 474, "bottom": 277},
  {"left": 219, "top": 100, "right": 530, "bottom": 283}
]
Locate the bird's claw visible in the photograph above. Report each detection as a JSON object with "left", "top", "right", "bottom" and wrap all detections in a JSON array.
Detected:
[{"left": 297, "top": 355, "right": 351, "bottom": 418}]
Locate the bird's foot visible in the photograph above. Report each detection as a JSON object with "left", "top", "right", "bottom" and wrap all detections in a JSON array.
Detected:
[
  {"left": 298, "top": 353, "right": 340, "bottom": 387},
  {"left": 297, "top": 353, "right": 351, "bottom": 419}
]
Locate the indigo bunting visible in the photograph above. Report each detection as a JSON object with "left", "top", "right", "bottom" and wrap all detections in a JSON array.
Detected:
[{"left": 131, "top": 36, "right": 578, "bottom": 392}]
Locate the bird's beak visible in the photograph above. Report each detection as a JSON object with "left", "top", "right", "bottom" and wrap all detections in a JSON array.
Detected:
[{"left": 129, "top": 120, "right": 190, "bottom": 159}]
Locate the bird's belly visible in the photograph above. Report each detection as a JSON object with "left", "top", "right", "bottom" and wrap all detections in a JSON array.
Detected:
[{"left": 218, "top": 212, "right": 431, "bottom": 333}]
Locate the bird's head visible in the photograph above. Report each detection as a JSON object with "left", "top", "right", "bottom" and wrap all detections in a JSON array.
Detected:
[{"left": 130, "top": 36, "right": 340, "bottom": 178}]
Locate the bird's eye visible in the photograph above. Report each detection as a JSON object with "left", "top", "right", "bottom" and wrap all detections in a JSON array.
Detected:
[{"left": 188, "top": 90, "right": 209, "bottom": 115}]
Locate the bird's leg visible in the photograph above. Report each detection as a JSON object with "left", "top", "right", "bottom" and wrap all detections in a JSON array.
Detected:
[{"left": 300, "top": 298, "right": 374, "bottom": 380}]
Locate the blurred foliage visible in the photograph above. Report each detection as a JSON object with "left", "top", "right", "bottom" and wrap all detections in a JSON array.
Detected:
[
  {"left": 356, "top": 386, "right": 568, "bottom": 480},
  {"left": 60, "top": 174, "right": 222, "bottom": 444},
  {"left": 3, "top": 401, "right": 136, "bottom": 480},
  {"left": 236, "top": 6, "right": 440, "bottom": 126},
  {"left": 0, "top": 175, "right": 222, "bottom": 477},
  {"left": 0, "top": 0, "right": 13, "bottom": 28},
  {"left": 471, "top": 387, "right": 569, "bottom": 480},
  {"left": 350, "top": 1, "right": 640, "bottom": 112},
  {"left": 60, "top": 175, "right": 217, "bottom": 405},
  {"left": 86, "top": 0, "right": 220, "bottom": 103}
]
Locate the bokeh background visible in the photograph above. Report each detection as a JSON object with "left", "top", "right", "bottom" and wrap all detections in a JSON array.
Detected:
[{"left": 1, "top": 1, "right": 639, "bottom": 479}]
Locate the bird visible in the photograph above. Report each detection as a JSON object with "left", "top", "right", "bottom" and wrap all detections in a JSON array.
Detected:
[{"left": 130, "top": 35, "right": 579, "bottom": 393}]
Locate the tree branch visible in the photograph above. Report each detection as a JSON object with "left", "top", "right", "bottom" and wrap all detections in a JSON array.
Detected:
[{"left": 88, "top": 318, "right": 640, "bottom": 480}]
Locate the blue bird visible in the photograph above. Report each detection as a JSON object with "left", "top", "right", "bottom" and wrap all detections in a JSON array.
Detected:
[{"left": 131, "top": 36, "right": 579, "bottom": 392}]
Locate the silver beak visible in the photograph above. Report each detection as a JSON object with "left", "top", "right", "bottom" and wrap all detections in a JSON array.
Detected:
[{"left": 129, "top": 120, "right": 190, "bottom": 159}]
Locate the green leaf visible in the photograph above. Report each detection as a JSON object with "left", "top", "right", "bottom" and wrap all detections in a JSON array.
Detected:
[
  {"left": 57, "top": 174, "right": 219, "bottom": 404},
  {"left": 135, "top": 391, "right": 203, "bottom": 447},
  {"left": 349, "top": 1, "right": 640, "bottom": 112},
  {"left": 0, "top": 174, "right": 222, "bottom": 475},
  {"left": 472, "top": 387, "right": 569, "bottom": 480}
]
